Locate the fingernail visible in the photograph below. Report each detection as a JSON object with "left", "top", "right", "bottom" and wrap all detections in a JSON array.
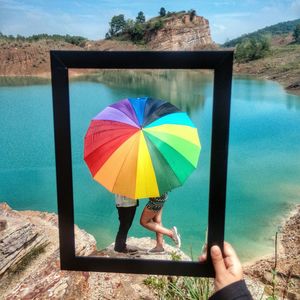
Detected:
[{"left": 211, "top": 245, "right": 221, "bottom": 255}]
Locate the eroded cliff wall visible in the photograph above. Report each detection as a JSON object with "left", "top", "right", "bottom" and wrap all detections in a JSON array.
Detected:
[{"left": 147, "top": 14, "right": 215, "bottom": 50}]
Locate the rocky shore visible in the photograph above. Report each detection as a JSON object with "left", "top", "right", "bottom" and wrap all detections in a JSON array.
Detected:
[
  {"left": 0, "top": 203, "right": 184, "bottom": 299},
  {"left": 0, "top": 202, "right": 97, "bottom": 299},
  {"left": 0, "top": 202, "right": 299, "bottom": 299},
  {"left": 244, "top": 205, "right": 300, "bottom": 299}
]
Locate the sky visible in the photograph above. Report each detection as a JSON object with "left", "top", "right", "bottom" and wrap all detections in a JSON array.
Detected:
[{"left": 0, "top": 0, "right": 300, "bottom": 44}]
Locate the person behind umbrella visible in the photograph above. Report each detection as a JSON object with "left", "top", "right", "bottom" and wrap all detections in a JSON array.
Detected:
[
  {"left": 140, "top": 192, "right": 181, "bottom": 253},
  {"left": 114, "top": 194, "right": 138, "bottom": 253}
]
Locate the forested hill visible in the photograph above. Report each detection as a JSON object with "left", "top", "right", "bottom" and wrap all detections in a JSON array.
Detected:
[{"left": 223, "top": 18, "right": 300, "bottom": 47}]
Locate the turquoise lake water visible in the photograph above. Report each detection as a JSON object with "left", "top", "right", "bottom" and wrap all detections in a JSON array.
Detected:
[{"left": 0, "top": 71, "right": 300, "bottom": 262}]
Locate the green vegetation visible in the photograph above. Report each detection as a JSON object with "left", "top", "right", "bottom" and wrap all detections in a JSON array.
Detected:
[
  {"left": 105, "top": 15, "right": 126, "bottom": 37},
  {"left": 144, "top": 276, "right": 213, "bottom": 300},
  {"left": 136, "top": 11, "right": 146, "bottom": 24},
  {"left": 144, "top": 253, "right": 213, "bottom": 299},
  {"left": 0, "top": 76, "right": 50, "bottom": 87},
  {"left": 159, "top": 7, "right": 166, "bottom": 17},
  {"left": 223, "top": 18, "right": 300, "bottom": 47},
  {"left": 105, "top": 11, "right": 148, "bottom": 43},
  {"left": 265, "top": 228, "right": 295, "bottom": 300},
  {"left": 223, "top": 19, "right": 300, "bottom": 63},
  {"left": 105, "top": 8, "right": 197, "bottom": 44},
  {"left": 293, "top": 24, "right": 300, "bottom": 43},
  {"left": 0, "top": 32, "right": 87, "bottom": 46},
  {"left": 235, "top": 35, "right": 270, "bottom": 63}
]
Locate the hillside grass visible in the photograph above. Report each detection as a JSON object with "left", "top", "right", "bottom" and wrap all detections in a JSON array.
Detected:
[
  {"left": 240, "top": 43, "right": 300, "bottom": 72},
  {"left": 268, "top": 44, "right": 300, "bottom": 72},
  {"left": 223, "top": 18, "right": 300, "bottom": 47},
  {"left": 233, "top": 42, "right": 300, "bottom": 94}
]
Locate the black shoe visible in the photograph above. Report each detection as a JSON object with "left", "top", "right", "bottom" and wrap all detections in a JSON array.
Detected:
[{"left": 114, "top": 247, "right": 138, "bottom": 254}]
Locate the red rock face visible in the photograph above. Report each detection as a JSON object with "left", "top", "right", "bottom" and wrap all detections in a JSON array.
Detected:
[
  {"left": 0, "top": 203, "right": 157, "bottom": 299},
  {"left": 0, "top": 40, "right": 81, "bottom": 76},
  {"left": 147, "top": 14, "right": 215, "bottom": 50},
  {"left": 0, "top": 202, "right": 96, "bottom": 299}
]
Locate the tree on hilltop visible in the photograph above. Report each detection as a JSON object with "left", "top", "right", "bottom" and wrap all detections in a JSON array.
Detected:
[
  {"left": 188, "top": 9, "right": 196, "bottom": 21},
  {"left": 136, "top": 11, "right": 146, "bottom": 23},
  {"left": 106, "top": 14, "right": 126, "bottom": 38},
  {"left": 105, "top": 9, "right": 166, "bottom": 43},
  {"left": 159, "top": 7, "right": 166, "bottom": 17}
]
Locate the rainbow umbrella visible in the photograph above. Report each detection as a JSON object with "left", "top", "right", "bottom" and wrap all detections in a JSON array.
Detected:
[{"left": 84, "top": 97, "right": 201, "bottom": 199}]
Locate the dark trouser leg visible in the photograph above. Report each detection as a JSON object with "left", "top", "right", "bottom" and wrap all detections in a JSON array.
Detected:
[{"left": 114, "top": 206, "right": 137, "bottom": 252}]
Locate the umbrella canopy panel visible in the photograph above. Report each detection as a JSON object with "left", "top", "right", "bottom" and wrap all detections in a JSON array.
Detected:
[{"left": 84, "top": 97, "right": 201, "bottom": 199}]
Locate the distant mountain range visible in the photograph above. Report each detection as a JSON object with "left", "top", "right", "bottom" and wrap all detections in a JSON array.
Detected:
[{"left": 223, "top": 18, "right": 300, "bottom": 47}]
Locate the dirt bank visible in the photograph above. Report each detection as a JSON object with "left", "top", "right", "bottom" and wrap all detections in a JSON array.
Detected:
[
  {"left": 244, "top": 204, "right": 300, "bottom": 299},
  {"left": 233, "top": 43, "right": 300, "bottom": 96},
  {"left": 1, "top": 39, "right": 299, "bottom": 96}
]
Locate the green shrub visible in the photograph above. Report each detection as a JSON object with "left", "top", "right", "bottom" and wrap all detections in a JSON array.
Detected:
[
  {"left": 144, "top": 251, "right": 213, "bottom": 299},
  {"left": 159, "top": 7, "right": 166, "bottom": 17},
  {"left": 293, "top": 24, "right": 300, "bottom": 43},
  {"left": 151, "top": 20, "right": 164, "bottom": 31},
  {"left": 235, "top": 35, "right": 270, "bottom": 63},
  {"left": 0, "top": 32, "right": 87, "bottom": 46},
  {"left": 144, "top": 275, "right": 213, "bottom": 300}
]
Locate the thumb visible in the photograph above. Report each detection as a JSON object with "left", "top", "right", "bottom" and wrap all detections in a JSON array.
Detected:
[{"left": 210, "top": 245, "right": 226, "bottom": 274}]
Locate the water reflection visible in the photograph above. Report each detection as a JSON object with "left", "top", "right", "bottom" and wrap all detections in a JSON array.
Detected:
[
  {"left": 285, "top": 95, "right": 300, "bottom": 111},
  {"left": 75, "top": 70, "right": 212, "bottom": 114},
  {"left": 0, "top": 76, "right": 50, "bottom": 86},
  {"left": 233, "top": 75, "right": 300, "bottom": 111}
]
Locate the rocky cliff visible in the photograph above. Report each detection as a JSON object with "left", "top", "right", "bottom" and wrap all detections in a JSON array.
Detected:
[
  {"left": 0, "top": 203, "right": 187, "bottom": 299},
  {"left": 0, "top": 13, "right": 215, "bottom": 77},
  {"left": 0, "top": 39, "right": 144, "bottom": 77},
  {"left": 147, "top": 14, "right": 214, "bottom": 50},
  {"left": 1, "top": 202, "right": 299, "bottom": 299},
  {"left": 0, "top": 202, "right": 97, "bottom": 299}
]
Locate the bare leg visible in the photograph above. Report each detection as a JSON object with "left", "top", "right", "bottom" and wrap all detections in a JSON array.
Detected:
[
  {"left": 140, "top": 207, "right": 173, "bottom": 238},
  {"left": 153, "top": 209, "right": 164, "bottom": 249}
]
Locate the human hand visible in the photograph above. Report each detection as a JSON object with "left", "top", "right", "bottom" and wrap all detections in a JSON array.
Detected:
[{"left": 199, "top": 242, "right": 243, "bottom": 292}]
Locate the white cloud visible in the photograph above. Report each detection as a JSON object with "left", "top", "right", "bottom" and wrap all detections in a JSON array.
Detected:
[
  {"left": 1, "top": 0, "right": 299, "bottom": 42},
  {"left": 0, "top": 1, "right": 110, "bottom": 39},
  {"left": 209, "top": 0, "right": 300, "bottom": 43},
  {"left": 209, "top": 11, "right": 256, "bottom": 43}
]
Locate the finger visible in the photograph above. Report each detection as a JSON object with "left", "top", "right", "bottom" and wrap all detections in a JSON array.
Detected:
[
  {"left": 198, "top": 252, "right": 207, "bottom": 262},
  {"left": 223, "top": 242, "right": 241, "bottom": 267},
  {"left": 199, "top": 243, "right": 207, "bottom": 261},
  {"left": 223, "top": 242, "right": 235, "bottom": 256},
  {"left": 210, "top": 245, "right": 226, "bottom": 274}
]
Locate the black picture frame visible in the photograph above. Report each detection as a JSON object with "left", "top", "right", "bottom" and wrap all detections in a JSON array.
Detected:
[{"left": 50, "top": 50, "right": 233, "bottom": 277}]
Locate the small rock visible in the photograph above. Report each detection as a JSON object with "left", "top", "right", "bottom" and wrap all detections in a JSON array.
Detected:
[
  {"left": 287, "top": 82, "right": 300, "bottom": 90},
  {"left": 0, "top": 219, "right": 7, "bottom": 231}
]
